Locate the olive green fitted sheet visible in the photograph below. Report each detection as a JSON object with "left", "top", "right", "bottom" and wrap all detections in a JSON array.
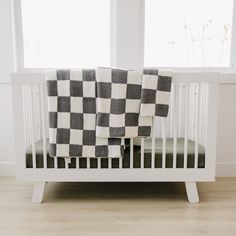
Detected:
[{"left": 26, "top": 138, "right": 205, "bottom": 169}]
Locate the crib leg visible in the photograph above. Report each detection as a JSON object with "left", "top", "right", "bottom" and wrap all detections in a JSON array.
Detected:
[
  {"left": 185, "top": 182, "right": 199, "bottom": 203},
  {"left": 32, "top": 182, "right": 47, "bottom": 203}
]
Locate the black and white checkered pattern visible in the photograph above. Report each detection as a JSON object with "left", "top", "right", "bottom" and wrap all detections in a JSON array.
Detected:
[
  {"left": 47, "top": 69, "right": 124, "bottom": 158},
  {"left": 96, "top": 68, "right": 153, "bottom": 138},
  {"left": 140, "top": 69, "right": 172, "bottom": 117}
]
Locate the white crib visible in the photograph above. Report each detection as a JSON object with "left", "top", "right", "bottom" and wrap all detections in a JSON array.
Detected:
[{"left": 11, "top": 71, "right": 219, "bottom": 203}]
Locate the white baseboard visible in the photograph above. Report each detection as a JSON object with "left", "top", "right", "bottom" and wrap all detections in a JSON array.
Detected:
[
  {"left": 0, "top": 162, "right": 15, "bottom": 176},
  {"left": 0, "top": 162, "right": 235, "bottom": 177}
]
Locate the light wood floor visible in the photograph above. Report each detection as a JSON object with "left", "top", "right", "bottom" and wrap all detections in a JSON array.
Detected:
[{"left": 0, "top": 177, "right": 236, "bottom": 236}]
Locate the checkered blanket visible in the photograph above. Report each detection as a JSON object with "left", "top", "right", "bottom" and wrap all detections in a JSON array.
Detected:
[
  {"left": 140, "top": 69, "right": 172, "bottom": 117},
  {"left": 96, "top": 68, "right": 153, "bottom": 138},
  {"left": 46, "top": 69, "right": 124, "bottom": 158}
]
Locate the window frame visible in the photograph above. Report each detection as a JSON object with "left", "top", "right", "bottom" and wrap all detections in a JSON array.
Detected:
[
  {"left": 12, "top": 0, "right": 236, "bottom": 72},
  {"left": 230, "top": 0, "right": 236, "bottom": 68}
]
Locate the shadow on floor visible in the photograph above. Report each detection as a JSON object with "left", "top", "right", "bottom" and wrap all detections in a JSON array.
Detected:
[{"left": 45, "top": 182, "right": 188, "bottom": 202}]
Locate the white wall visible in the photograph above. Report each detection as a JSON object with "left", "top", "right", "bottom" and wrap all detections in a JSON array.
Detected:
[
  {"left": 216, "top": 82, "right": 236, "bottom": 176},
  {"left": 0, "top": 0, "right": 236, "bottom": 177},
  {"left": 0, "top": 0, "right": 15, "bottom": 175}
]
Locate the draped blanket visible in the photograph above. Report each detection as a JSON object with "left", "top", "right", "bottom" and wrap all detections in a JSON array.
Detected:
[
  {"left": 96, "top": 68, "right": 172, "bottom": 138},
  {"left": 140, "top": 69, "right": 172, "bottom": 117},
  {"left": 46, "top": 68, "right": 172, "bottom": 159},
  {"left": 96, "top": 68, "right": 152, "bottom": 138},
  {"left": 46, "top": 69, "right": 124, "bottom": 158}
]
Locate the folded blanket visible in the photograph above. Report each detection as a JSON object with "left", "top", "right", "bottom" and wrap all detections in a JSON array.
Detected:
[
  {"left": 140, "top": 69, "right": 172, "bottom": 117},
  {"left": 96, "top": 68, "right": 153, "bottom": 138},
  {"left": 46, "top": 69, "right": 124, "bottom": 158}
]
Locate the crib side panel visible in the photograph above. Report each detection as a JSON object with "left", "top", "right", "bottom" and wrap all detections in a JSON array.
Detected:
[
  {"left": 11, "top": 71, "right": 218, "bottom": 182},
  {"left": 11, "top": 73, "right": 47, "bottom": 179},
  {"left": 12, "top": 81, "right": 25, "bottom": 175},
  {"left": 205, "top": 82, "right": 219, "bottom": 170}
]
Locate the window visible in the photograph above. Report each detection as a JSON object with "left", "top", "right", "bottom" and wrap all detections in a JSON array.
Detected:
[
  {"left": 21, "top": 0, "right": 110, "bottom": 68},
  {"left": 144, "top": 0, "right": 234, "bottom": 67},
  {"left": 17, "top": 0, "right": 235, "bottom": 69}
]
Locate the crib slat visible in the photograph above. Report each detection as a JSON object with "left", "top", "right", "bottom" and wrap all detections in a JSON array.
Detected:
[
  {"left": 23, "top": 85, "right": 29, "bottom": 148},
  {"left": 30, "top": 85, "right": 36, "bottom": 169},
  {"left": 173, "top": 134, "right": 177, "bottom": 168},
  {"left": 27, "top": 85, "right": 32, "bottom": 145},
  {"left": 97, "top": 158, "right": 101, "bottom": 169},
  {"left": 173, "top": 83, "right": 178, "bottom": 168},
  {"left": 27, "top": 85, "right": 32, "bottom": 148},
  {"left": 26, "top": 85, "right": 31, "bottom": 148},
  {"left": 108, "top": 158, "right": 112, "bottom": 169},
  {"left": 27, "top": 86, "right": 32, "bottom": 149},
  {"left": 178, "top": 84, "right": 182, "bottom": 136},
  {"left": 204, "top": 84, "right": 208, "bottom": 145},
  {"left": 54, "top": 157, "right": 58, "bottom": 169},
  {"left": 35, "top": 86, "right": 40, "bottom": 140},
  {"left": 202, "top": 84, "right": 207, "bottom": 145},
  {"left": 40, "top": 84, "right": 47, "bottom": 168},
  {"left": 65, "top": 160, "right": 69, "bottom": 169},
  {"left": 76, "top": 157, "right": 79, "bottom": 169},
  {"left": 87, "top": 158, "right": 90, "bottom": 169},
  {"left": 151, "top": 118, "right": 156, "bottom": 168},
  {"left": 22, "top": 85, "right": 28, "bottom": 149},
  {"left": 204, "top": 84, "right": 207, "bottom": 145},
  {"left": 162, "top": 118, "right": 166, "bottom": 168},
  {"left": 169, "top": 84, "right": 174, "bottom": 137},
  {"left": 130, "top": 138, "right": 134, "bottom": 168},
  {"left": 119, "top": 157, "right": 122, "bottom": 169},
  {"left": 201, "top": 84, "right": 205, "bottom": 145},
  {"left": 140, "top": 138, "right": 144, "bottom": 169},
  {"left": 194, "top": 84, "right": 200, "bottom": 168},
  {"left": 184, "top": 84, "right": 189, "bottom": 169},
  {"left": 199, "top": 84, "right": 203, "bottom": 145}
]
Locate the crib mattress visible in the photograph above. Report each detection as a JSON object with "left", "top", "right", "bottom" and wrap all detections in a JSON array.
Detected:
[{"left": 26, "top": 138, "right": 205, "bottom": 169}]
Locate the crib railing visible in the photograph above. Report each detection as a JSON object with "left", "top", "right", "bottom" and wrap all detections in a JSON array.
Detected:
[{"left": 11, "top": 71, "right": 218, "bottom": 182}]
